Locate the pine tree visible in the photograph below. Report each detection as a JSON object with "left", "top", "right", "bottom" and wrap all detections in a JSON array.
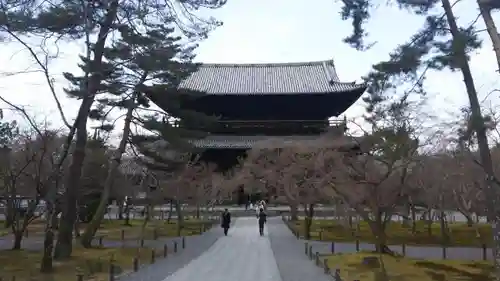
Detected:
[
  {"left": 1, "top": 0, "right": 226, "bottom": 263},
  {"left": 477, "top": 0, "right": 500, "bottom": 73},
  {"left": 339, "top": 0, "right": 499, "bottom": 275},
  {"left": 78, "top": 22, "right": 217, "bottom": 247}
]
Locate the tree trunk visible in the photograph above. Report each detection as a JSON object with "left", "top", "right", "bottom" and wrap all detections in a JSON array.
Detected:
[
  {"left": 439, "top": 211, "right": 449, "bottom": 244},
  {"left": 74, "top": 204, "right": 80, "bottom": 238},
  {"left": 410, "top": 203, "right": 417, "bottom": 234},
  {"left": 54, "top": 138, "right": 86, "bottom": 259},
  {"left": 140, "top": 204, "right": 151, "bottom": 241},
  {"left": 402, "top": 200, "right": 410, "bottom": 227},
  {"left": 175, "top": 200, "right": 183, "bottom": 236},
  {"left": 4, "top": 195, "right": 14, "bottom": 228},
  {"left": 12, "top": 230, "right": 23, "bottom": 250},
  {"left": 167, "top": 199, "right": 173, "bottom": 223},
  {"left": 369, "top": 213, "right": 392, "bottom": 254},
  {"left": 289, "top": 203, "right": 299, "bottom": 221},
  {"left": 80, "top": 100, "right": 134, "bottom": 248},
  {"left": 53, "top": 0, "right": 120, "bottom": 258},
  {"left": 426, "top": 210, "right": 433, "bottom": 236},
  {"left": 463, "top": 213, "right": 474, "bottom": 227},
  {"left": 124, "top": 206, "right": 131, "bottom": 225},
  {"left": 303, "top": 204, "right": 315, "bottom": 240},
  {"left": 478, "top": 1, "right": 500, "bottom": 73},
  {"left": 117, "top": 200, "right": 124, "bottom": 220},
  {"left": 40, "top": 204, "right": 56, "bottom": 273},
  {"left": 441, "top": 0, "right": 499, "bottom": 275}
]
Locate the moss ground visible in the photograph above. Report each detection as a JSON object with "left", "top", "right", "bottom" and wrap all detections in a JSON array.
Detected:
[
  {"left": 0, "top": 219, "right": 213, "bottom": 280},
  {"left": 322, "top": 252, "right": 493, "bottom": 281},
  {"left": 0, "top": 244, "right": 172, "bottom": 281},
  {"left": 291, "top": 219, "right": 492, "bottom": 247},
  {"left": 0, "top": 218, "right": 212, "bottom": 240}
]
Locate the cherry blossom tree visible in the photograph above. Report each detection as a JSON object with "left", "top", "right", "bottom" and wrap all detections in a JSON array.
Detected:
[
  {"left": 0, "top": 128, "right": 65, "bottom": 250},
  {"left": 315, "top": 130, "right": 419, "bottom": 254}
]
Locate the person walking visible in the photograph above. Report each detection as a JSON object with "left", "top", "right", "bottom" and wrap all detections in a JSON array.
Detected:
[
  {"left": 221, "top": 208, "right": 231, "bottom": 236},
  {"left": 258, "top": 208, "right": 267, "bottom": 236},
  {"left": 255, "top": 201, "right": 262, "bottom": 218}
]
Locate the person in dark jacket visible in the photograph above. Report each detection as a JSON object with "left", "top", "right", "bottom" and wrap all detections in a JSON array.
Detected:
[
  {"left": 258, "top": 208, "right": 267, "bottom": 236},
  {"left": 221, "top": 208, "right": 231, "bottom": 236}
]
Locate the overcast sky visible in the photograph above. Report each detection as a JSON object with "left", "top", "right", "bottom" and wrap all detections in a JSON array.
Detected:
[{"left": 0, "top": 0, "right": 499, "bottom": 141}]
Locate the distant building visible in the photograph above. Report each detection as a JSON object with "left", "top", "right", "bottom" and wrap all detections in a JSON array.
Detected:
[{"left": 147, "top": 60, "right": 367, "bottom": 203}]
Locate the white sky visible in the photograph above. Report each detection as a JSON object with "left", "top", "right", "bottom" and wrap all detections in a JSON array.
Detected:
[{"left": 0, "top": 0, "right": 499, "bottom": 142}]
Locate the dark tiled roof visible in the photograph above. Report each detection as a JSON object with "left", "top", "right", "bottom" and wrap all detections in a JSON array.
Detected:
[{"left": 179, "top": 60, "right": 366, "bottom": 95}]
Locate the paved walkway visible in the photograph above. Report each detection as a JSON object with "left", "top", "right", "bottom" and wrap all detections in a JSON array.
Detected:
[
  {"left": 160, "top": 217, "right": 282, "bottom": 281},
  {"left": 267, "top": 217, "right": 332, "bottom": 281}
]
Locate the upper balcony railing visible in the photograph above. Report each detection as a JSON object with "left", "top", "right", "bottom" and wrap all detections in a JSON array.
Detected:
[{"left": 177, "top": 118, "right": 347, "bottom": 135}]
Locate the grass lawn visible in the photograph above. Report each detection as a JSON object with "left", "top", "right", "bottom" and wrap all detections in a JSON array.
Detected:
[
  {"left": 0, "top": 244, "right": 173, "bottom": 281},
  {"left": 290, "top": 219, "right": 492, "bottom": 247},
  {"left": 321, "top": 252, "right": 493, "bottom": 281}
]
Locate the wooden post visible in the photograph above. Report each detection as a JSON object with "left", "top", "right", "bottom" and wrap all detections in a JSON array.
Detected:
[
  {"left": 402, "top": 243, "right": 406, "bottom": 256},
  {"left": 99, "top": 236, "right": 103, "bottom": 246},
  {"left": 164, "top": 244, "right": 168, "bottom": 257},
  {"left": 355, "top": 239, "right": 360, "bottom": 252},
  {"left": 140, "top": 239, "right": 144, "bottom": 247},
  {"left": 330, "top": 242, "right": 335, "bottom": 253},
  {"left": 108, "top": 263, "right": 115, "bottom": 281},
  {"left": 315, "top": 252, "right": 320, "bottom": 266},
  {"left": 174, "top": 241, "right": 178, "bottom": 253},
  {"left": 305, "top": 242, "right": 309, "bottom": 255},
  {"left": 334, "top": 268, "right": 341, "bottom": 281},
  {"left": 482, "top": 244, "right": 487, "bottom": 261},
  {"left": 151, "top": 249, "right": 155, "bottom": 264},
  {"left": 442, "top": 244, "right": 447, "bottom": 259},
  {"left": 182, "top": 237, "right": 186, "bottom": 249},
  {"left": 133, "top": 257, "right": 139, "bottom": 272},
  {"left": 323, "top": 258, "right": 330, "bottom": 274},
  {"left": 308, "top": 245, "right": 313, "bottom": 260}
]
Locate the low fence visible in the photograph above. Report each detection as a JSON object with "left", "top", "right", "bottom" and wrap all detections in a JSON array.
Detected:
[
  {"left": 280, "top": 215, "right": 492, "bottom": 261},
  {"left": 304, "top": 244, "right": 357, "bottom": 281}
]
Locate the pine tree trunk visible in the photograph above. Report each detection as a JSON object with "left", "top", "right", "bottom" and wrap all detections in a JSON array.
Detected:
[
  {"left": 53, "top": 0, "right": 120, "bottom": 259},
  {"left": 441, "top": 0, "right": 500, "bottom": 276},
  {"left": 478, "top": 1, "right": 500, "bottom": 73},
  {"left": 80, "top": 100, "right": 134, "bottom": 248}
]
